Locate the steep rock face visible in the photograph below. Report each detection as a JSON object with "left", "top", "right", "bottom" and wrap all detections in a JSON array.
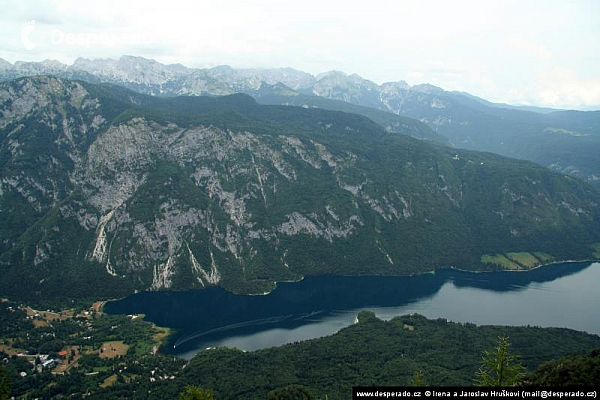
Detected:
[
  {"left": 26, "top": 116, "right": 372, "bottom": 293},
  {"left": 72, "top": 55, "right": 186, "bottom": 85},
  {"left": 311, "top": 71, "right": 382, "bottom": 109},
  {"left": 3, "top": 56, "right": 597, "bottom": 188},
  {"left": 0, "top": 77, "right": 115, "bottom": 255},
  {"left": 0, "top": 57, "right": 446, "bottom": 144},
  {"left": 206, "top": 65, "right": 316, "bottom": 91},
  {"left": 1, "top": 77, "right": 599, "bottom": 300}
]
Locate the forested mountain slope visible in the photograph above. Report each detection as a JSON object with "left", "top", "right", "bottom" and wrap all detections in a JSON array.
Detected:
[{"left": 1, "top": 76, "right": 599, "bottom": 301}]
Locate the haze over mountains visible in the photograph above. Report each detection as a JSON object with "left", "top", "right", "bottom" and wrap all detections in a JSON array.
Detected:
[
  {"left": 3, "top": 0, "right": 600, "bottom": 395},
  {"left": 1, "top": 55, "right": 598, "bottom": 189},
  {"left": 1, "top": 75, "right": 599, "bottom": 301}
]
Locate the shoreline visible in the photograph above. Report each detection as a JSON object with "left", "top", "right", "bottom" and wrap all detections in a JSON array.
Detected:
[
  {"left": 246, "top": 275, "right": 306, "bottom": 296},
  {"left": 102, "top": 257, "right": 600, "bottom": 303},
  {"left": 108, "top": 258, "right": 600, "bottom": 358},
  {"left": 243, "top": 257, "right": 600, "bottom": 297},
  {"left": 4, "top": 258, "right": 596, "bottom": 310},
  {"left": 445, "top": 258, "right": 599, "bottom": 275},
  {"left": 3, "top": 259, "right": 594, "bottom": 357}
]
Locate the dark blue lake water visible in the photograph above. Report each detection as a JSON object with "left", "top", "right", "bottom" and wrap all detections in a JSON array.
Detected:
[{"left": 104, "top": 262, "right": 600, "bottom": 359}]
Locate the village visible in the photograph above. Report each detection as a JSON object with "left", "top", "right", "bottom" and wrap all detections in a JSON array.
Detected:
[{"left": 0, "top": 297, "right": 183, "bottom": 397}]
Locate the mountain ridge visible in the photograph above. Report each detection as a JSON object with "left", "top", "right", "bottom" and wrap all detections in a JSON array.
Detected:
[
  {"left": 2, "top": 55, "right": 593, "bottom": 111},
  {"left": 1, "top": 76, "right": 599, "bottom": 301},
  {"left": 1, "top": 56, "right": 598, "bottom": 189}
]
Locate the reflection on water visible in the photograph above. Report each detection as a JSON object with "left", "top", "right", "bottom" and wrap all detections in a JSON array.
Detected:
[{"left": 104, "top": 262, "right": 600, "bottom": 359}]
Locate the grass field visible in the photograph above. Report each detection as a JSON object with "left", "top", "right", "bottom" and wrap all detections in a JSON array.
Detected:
[
  {"left": 32, "top": 319, "right": 50, "bottom": 328},
  {"left": 532, "top": 252, "right": 555, "bottom": 264},
  {"left": 91, "top": 301, "right": 105, "bottom": 315},
  {"left": 99, "top": 341, "right": 129, "bottom": 359},
  {"left": 100, "top": 374, "right": 118, "bottom": 388},
  {"left": 481, "top": 251, "right": 558, "bottom": 270},
  {"left": 151, "top": 326, "right": 171, "bottom": 355},
  {"left": 480, "top": 254, "right": 520, "bottom": 270},
  {"left": 0, "top": 341, "right": 27, "bottom": 356},
  {"left": 506, "top": 252, "right": 541, "bottom": 269},
  {"left": 24, "top": 307, "right": 72, "bottom": 322},
  {"left": 121, "top": 315, "right": 172, "bottom": 356}
]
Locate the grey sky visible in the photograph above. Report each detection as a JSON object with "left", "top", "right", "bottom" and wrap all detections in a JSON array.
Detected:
[{"left": 1, "top": 0, "right": 599, "bottom": 109}]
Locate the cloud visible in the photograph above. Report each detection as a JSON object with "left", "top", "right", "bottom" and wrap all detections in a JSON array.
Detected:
[
  {"left": 506, "top": 35, "right": 552, "bottom": 59},
  {"left": 535, "top": 68, "right": 600, "bottom": 109},
  {"left": 505, "top": 88, "right": 530, "bottom": 105},
  {"left": 1, "top": 0, "right": 598, "bottom": 110},
  {"left": 406, "top": 59, "right": 496, "bottom": 93},
  {"left": 502, "top": 68, "right": 600, "bottom": 109}
]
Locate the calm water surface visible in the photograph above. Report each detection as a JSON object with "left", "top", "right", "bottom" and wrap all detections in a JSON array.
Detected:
[{"left": 104, "top": 262, "right": 600, "bottom": 359}]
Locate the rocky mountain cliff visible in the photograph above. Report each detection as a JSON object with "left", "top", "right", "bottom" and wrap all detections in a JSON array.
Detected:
[
  {"left": 2, "top": 56, "right": 598, "bottom": 189},
  {"left": 1, "top": 76, "right": 599, "bottom": 301}
]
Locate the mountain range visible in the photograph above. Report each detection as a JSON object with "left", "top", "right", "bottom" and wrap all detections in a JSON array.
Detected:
[
  {"left": 1, "top": 55, "right": 598, "bottom": 189},
  {"left": 1, "top": 75, "right": 599, "bottom": 301}
]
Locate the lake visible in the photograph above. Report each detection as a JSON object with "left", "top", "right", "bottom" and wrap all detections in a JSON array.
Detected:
[{"left": 104, "top": 262, "right": 600, "bottom": 359}]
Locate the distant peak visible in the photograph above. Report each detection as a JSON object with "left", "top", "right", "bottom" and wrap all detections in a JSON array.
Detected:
[
  {"left": 381, "top": 80, "right": 411, "bottom": 90},
  {"left": 72, "top": 56, "right": 88, "bottom": 64},
  {"left": 210, "top": 65, "right": 235, "bottom": 72},
  {"left": 119, "top": 55, "right": 152, "bottom": 61},
  {"left": 40, "top": 59, "right": 67, "bottom": 67},
  {"left": 316, "top": 70, "right": 347, "bottom": 80},
  {"left": 411, "top": 83, "right": 444, "bottom": 94},
  {"left": 72, "top": 56, "right": 112, "bottom": 65}
]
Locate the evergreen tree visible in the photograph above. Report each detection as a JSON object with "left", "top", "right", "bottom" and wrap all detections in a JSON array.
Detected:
[
  {"left": 476, "top": 336, "right": 526, "bottom": 386},
  {"left": 411, "top": 370, "right": 426, "bottom": 386}
]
